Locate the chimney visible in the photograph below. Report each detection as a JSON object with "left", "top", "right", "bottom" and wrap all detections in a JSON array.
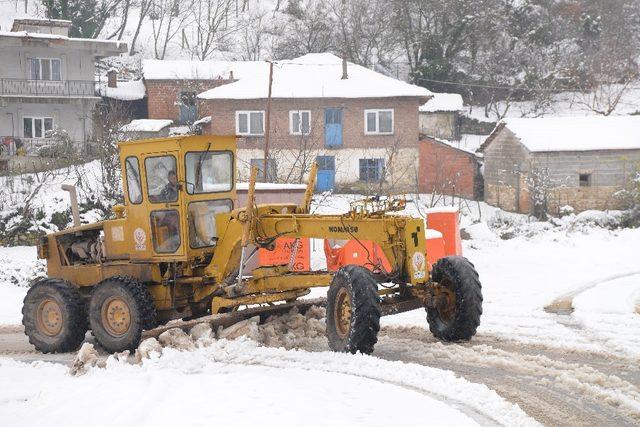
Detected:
[
  {"left": 229, "top": 70, "right": 234, "bottom": 80},
  {"left": 107, "top": 69, "right": 117, "bottom": 88},
  {"left": 341, "top": 55, "right": 348, "bottom": 80}
]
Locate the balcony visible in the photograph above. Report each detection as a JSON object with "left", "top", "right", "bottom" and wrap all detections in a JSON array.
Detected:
[{"left": 0, "top": 79, "right": 97, "bottom": 98}]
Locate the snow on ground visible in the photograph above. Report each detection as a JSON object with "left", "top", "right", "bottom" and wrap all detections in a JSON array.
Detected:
[
  {"left": 0, "top": 246, "right": 40, "bottom": 324},
  {"left": 0, "top": 337, "right": 536, "bottom": 427}
]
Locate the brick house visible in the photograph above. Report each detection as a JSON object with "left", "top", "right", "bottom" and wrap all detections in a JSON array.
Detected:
[
  {"left": 142, "top": 60, "right": 262, "bottom": 125},
  {"left": 419, "top": 136, "right": 483, "bottom": 200},
  {"left": 197, "top": 53, "right": 431, "bottom": 191},
  {"left": 479, "top": 116, "right": 640, "bottom": 215}
]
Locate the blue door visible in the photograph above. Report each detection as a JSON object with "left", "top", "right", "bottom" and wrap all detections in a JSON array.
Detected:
[
  {"left": 179, "top": 91, "right": 197, "bottom": 124},
  {"left": 324, "top": 108, "right": 343, "bottom": 147},
  {"left": 316, "top": 156, "right": 335, "bottom": 192}
]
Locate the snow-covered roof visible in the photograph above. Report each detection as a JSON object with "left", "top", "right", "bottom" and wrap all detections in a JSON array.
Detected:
[
  {"left": 120, "top": 119, "right": 173, "bottom": 133},
  {"left": 142, "top": 60, "right": 264, "bottom": 80},
  {"left": 479, "top": 116, "right": 640, "bottom": 153},
  {"left": 98, "top": 80, "right": 146, "bottom": 101},
  {"left": 198, "top": 53, "right": 432, "bottom": 100},
  {"left": 420, "top": 93, "right": 464, "bottom": 112},
  {"left": 0, "top": 30, "right": 127, "bottom": 49}
]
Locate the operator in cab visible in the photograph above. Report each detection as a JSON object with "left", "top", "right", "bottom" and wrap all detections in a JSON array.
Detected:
[{"left": 159, "top": 170, "right": 179, "bottom": 202}]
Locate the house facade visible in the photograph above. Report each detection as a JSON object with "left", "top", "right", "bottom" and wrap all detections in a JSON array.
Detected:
[
  {"left": 419, "top": 93, "right": 463, "bottom": 140},
  {"left": 197, "top": 53, "right": 431, "bottom": 192},
  {"left": 0, "top": 18, "right": 126, "bottom": 156},
  {"left": 479, "top": 117, "right": 640, "bottom": 215}
]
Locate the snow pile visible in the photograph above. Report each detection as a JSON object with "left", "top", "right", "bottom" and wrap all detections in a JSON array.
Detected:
[
  {"left": 98, "top": 79, "right": 146, "bottom": 101},
  {"left": 0, "top": 246, "right": 43, "bottom": 287},
  {"left": 420, "top": 93, "right": 464, "bottom": 112},
  {"left": 120, "top": 119, "right": 173, "bottom": 133}
]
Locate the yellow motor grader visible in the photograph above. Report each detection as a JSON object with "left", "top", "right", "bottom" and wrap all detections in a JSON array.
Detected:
[{"left": 23, "top": 135, "right": 482, "bottom": 354}]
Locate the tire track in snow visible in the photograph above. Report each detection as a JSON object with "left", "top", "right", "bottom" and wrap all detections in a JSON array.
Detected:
[{"left": 376, "top": 326, "right": 640, "bottom": 427}]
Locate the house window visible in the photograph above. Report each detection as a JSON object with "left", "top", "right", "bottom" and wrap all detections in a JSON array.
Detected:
[
  {"left": 290, "top": 110, "right": 311, "bottom": 135},
  {"left": 236, "top": 111, "right": 264, "bottom": 136},
  {"left": 579, "top": 173, "right": 591, "bottom": 187},
  {"left": 364, "top": 109, "right": 393, "bottom": 134},
  {"left": 23, "top": 117, "right": 53, "bottom": 139},
  {"left": 29, "top": 58, "right": 61, "bottom": 81},
  {"left": 359, "top": 158, "right": 384, "bottom": 182},
  {"left": 250, "top": 158, "right": 277, "bottom": 181}
]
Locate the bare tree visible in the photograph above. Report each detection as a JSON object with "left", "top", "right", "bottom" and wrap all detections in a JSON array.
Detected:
[
  {"left": 150, "top": 0, "right": 193, "bottom": 59},
  {"left": 183, "top": 0, "right": 235, "bottom": 60}
]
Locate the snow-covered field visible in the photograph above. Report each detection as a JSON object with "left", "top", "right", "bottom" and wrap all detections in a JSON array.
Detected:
[{"left": 0, "top": 192, "right": 639, "bottom": 425}]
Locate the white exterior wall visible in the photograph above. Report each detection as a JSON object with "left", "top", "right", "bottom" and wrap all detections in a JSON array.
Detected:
[{"left": 237, "top": 147, "right": 419, "bottom": 190}]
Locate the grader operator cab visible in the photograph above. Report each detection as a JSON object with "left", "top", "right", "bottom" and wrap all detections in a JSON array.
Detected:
[{"left": 23, "top": 135, "right": 482, "bottom": 354}]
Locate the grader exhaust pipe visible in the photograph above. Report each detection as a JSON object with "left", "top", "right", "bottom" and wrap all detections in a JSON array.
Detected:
[{"left": 61, "top": 184, "right": 81, "bottom": 228}]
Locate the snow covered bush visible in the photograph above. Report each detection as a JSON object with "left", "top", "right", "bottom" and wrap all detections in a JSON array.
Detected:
[{"left": 615, "top": 171, "right": 640, "bottom": 227}]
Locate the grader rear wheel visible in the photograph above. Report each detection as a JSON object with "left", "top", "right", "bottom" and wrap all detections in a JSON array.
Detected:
[
  {"left": 22, "top": 279, "right": 87, "bottom": 353},
  {"left": 427, "top": 256, "right": 482, "bottom": 341},
  {"left": 326, "top": 265, "right": 381, "bottom": 354},
  {"left": 89, "top": 276, "right": 157, "bottom": 353}
]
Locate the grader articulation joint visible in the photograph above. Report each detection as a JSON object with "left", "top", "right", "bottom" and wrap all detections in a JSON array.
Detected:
[{"left": 22, "top": 135, "right": 482, "bottom": 354}]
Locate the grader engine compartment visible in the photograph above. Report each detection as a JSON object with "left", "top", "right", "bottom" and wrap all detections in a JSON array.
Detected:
[{"left": 24, "top": 135, "right": 482, "bottom": 355}]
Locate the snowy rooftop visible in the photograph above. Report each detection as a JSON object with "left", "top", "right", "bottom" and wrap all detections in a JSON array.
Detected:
[
  {"left": 420, "top": 93, "right": 464, "bottom": 112},
  {"left": 120, "top": 119, "right": 173, "bottom": 133},
  {"left": 142, "top": 60, "right": 264, "bottom": 80},
  {"left": 0, "top": 30, "right": 127, "bottom": 50},
  {"left": 98, "top": 80, "right": 146, "bottom": 101},
  {"left": 480, "top": 116, "right": 640, "bottom": 153},
  {"left": 198, "top": 53, "right": 432, "bottom": 100}
]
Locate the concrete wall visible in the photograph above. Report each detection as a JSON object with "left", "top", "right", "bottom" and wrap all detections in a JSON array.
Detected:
[
  {"left": 419, "top": 111, "right": 459, "bottom": 140},
  {"left": 0, "top": 41, "right": 97, "bottom": 81},
  {"left": 418, "top": 137, "right": 481, "bottom": 199},
  {"left": 237, "top": 147, "right": 419, "bottom": 191},
  {"left": 1, "top": 97, "right": 98, "bottom": 145},
  {"left": 483, "top": 127, "right": 640, "bottom": 214}
]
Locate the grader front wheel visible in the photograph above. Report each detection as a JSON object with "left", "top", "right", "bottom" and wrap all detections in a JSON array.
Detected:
[
  {"left": 326, "top": 265, "right": 381, "bottom": 354},
  {"left": 89, "top": 276, "right": 157, "bottom": 353},
  {"left": 427, "top": 256, "right": 483, "bottom": 341}
]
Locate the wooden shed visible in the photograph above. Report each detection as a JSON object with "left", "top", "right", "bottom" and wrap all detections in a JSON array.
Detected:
[{"left": 478, "top": 116, "right": 640, "bottom": 216}]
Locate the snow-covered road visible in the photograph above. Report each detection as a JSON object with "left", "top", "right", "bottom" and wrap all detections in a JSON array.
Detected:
[{"left": 1, "top": 200, "right": 639, "bottom": 426}]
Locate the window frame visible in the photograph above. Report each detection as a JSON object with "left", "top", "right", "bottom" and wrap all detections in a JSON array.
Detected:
[
  {"left": 149, "top": 209, "right": 182, "bottom": 254},
  {"left": 29, "top": 58, "right": 62, "bottom": 81},
  {"left": 184, "top": 150, "right": 235, "bottom": 195},
  {"left": 235, "top": 110, "right": 265, "bottom": 136},
  {"left": 579, "top": 173, "right": 592, "bottom": 187},
  {"left": 364, "top": 109, "right": 394, "bottom": 135},
  {"left": 144, "top": 154, "right": 179, "bottom": 204},
  {"left": 359, "top": 158, "right": 385, "bottom": 182},
  {"left": 289, "top": 110, "right": 311, "bottom": 135},
  {"left": 187, "top": 198, "right": 234, "bottom": 249},
  {"left": 250, "top": 158, "right": 277, "bottom": 182},
  {"left": 124, "top": 156, "right": 144, "bottom": 205},
  {"left": 23, "top": 117, "right": 54, "bottom": 139}
]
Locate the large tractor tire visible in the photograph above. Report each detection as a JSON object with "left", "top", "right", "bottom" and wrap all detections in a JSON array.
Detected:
[
  {"left": 22, "top": 279, "right": 88, "bottom": 353},
  {"left": 326, "top": 265, "right": 381, "bottom": 354},
  {"left": 427, "top": 256, "right": 482, "bottom": 341},
  {"left": 89, "top": 276, "right": 157, "bottom": 353}
]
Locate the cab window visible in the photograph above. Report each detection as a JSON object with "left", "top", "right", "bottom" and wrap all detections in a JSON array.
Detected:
[
  {"left": 125, "top": 157, "right": 142, "bottom": 204},
  {"left": 151, "top": 209, "right": 181, "bottom": 253},
  {"left": 188, "top": 199, "right": 233, "bottom": 248},
  {"left": 145, "top": 156, "right": 178, "bottom": 203},
  {"left": 185, "top": 151, "right": 233, "bottom": 194}
]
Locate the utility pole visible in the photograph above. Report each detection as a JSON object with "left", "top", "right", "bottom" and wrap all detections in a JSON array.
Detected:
[{"left": 262, "top": 60, "right": 274, "bottom": 182}]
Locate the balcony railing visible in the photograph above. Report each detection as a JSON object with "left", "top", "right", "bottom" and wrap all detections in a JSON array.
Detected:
[
  {"left": 1, "top": 136, "right": 96, "bottom": 157},
  {"left": 0, "top": 79, "right": 97, "bottom": 98}
]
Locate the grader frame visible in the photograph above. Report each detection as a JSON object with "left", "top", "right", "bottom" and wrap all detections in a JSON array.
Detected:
[{"left": 24, "top": 135, "right": 482, "bottom": 354}]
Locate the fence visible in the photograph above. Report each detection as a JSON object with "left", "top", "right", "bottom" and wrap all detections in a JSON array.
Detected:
[{"left": 0, "top": 79, "right": 97, "bottom": 97}]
